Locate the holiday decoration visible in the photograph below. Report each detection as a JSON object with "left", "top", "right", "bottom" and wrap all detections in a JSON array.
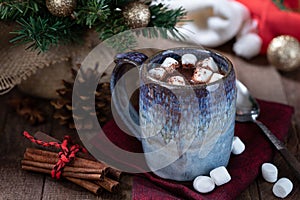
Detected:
[
  {"left": 22, "top": 131, "right": 121, "bottom": 195},
  {"left": 0, "top": 0, "right": 185, "bottom": 52},
  {"left": 234, "top": 0, "right": 300, "bottom": 54},
  {"left": 267, "top": 35, "right": 300, "bottom": 71},
  {"left": 46, "top": 0, "right": 77, "bottom": 17},
  {"left": 0, "top": 21, "right": 99, "bottom": 96},
  {"left": 122, "top": 2, "right": 151, "bottom": 28},
  {"left": 51, "top": 65, "right": 112, "bottom": 130},
  {"left": 154, "top": 0, "right": 300, "bottom": 59},
  {"left": 8, "top": 98, "right": 45, "bottom": 125},
  {"left": 0, "top": 1, "right": 185, "bottom": 95},
  {"left": 153, "top": 0, "right": 262, "bottom": 59}
]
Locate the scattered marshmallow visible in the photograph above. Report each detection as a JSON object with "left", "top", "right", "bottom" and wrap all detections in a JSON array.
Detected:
[
  {"left": 209, "top": 166, "right": 231, "bottom": 186},
  {"left": 208, "top": 73, "right": 224, "bottom": 84},
  {"left": 193, "top": 176, "right": 215, "bottom": 193},
  {"left": 192, "top": 68, "right": 213, "bottom": 84},
  {"left": 273, "top": 178, "right": 293, "bottom": 198},
  {"left": 148, "top": 67, "right": 167, "bottom": 80},
  {"left": 231, "top": 136, "right": 245, "bottom": 155},
  {"left": 261, "top": 163, "right": 278, "bottom": 183},
  {"left": 196, "top": 57, "right": 219, "bottom": 72},
  {"left": 161, "top": 57, "right": 180, "bottom": 73},
  {"left": 182, "top": 54, "right": 197, "bottom": 69},
  {"left": 167, "top": 76, "right": 185, "bottom": 86}
]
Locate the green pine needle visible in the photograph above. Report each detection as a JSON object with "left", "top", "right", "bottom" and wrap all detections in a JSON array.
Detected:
[
  {"left": 74, "top": 0, "right": 111, "bottom": 28},
  {"left": 10, "top": 16, "right": 82, "bottom": 52},
  {"left": 272, "top": 0, "right": 287, "bottom": 10},
  {"left": 149, "top": 3, "right": 186, "bottom": 29},
  {"left": 1, "top": 0, "right": 186, "bottom": 52}
]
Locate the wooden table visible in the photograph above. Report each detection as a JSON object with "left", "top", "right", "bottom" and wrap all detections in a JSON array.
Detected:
[{"left": 0, "top": 44, "right": 299, "bottom": 199}]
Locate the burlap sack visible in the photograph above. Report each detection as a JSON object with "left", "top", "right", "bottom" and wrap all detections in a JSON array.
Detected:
[{"left": 0, "top": 21, "right": 100, "bottom": 98}]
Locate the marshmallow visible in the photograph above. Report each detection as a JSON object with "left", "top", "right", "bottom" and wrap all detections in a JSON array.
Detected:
[
  {"left": 196, "top": 57, "right": 219, "bottom": 72},
  {"left": 148, "top": 67, "right": 167, "bottom": 80},
  {"left": 193, "top": 176, "right": 215, "bottom": 193},
  {"left": 167, "top": 76, "right": 185, "bottom": 86},
  {"left": 182, "top": 54, "right": 197, "bottom": 69},
  {"left": 231, "top": 136, "right": 245, "bottom": 155},
  {"left": 273, "top": 178, "right": 293, "bottom": 198},
  {"left": 209, "top": 166, "right": 231, "bottom": 186},
  {"left": 208, "top": 73, "right": 224, "bottom": 84},
  {"left": 261, "top": 163, "right": 278, "bottom": 183},
  {"left": 192, "top": 68, "right": 213, "bottom": 84},
  {"left": 161, "top": 57, "right": 180, "bottom": 73}
]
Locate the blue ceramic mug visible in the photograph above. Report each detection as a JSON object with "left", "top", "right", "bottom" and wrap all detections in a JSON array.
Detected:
[{"left": 111, "top": 48, "right": 236, "bottom": 181}]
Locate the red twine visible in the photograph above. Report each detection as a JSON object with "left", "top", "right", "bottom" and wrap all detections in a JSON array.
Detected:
[{"left": 23, "top": 131, "right": 87, "bottom": 179}]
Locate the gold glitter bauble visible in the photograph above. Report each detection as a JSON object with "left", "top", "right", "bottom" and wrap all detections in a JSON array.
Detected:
[
  {"left": 267, "top": 35, "right": 300, "bottom": 72},
  {"left": 46, "top": 0, "right": 76, "bottom": 17},
  {"left": 122, "top": 2, "right": 151, "bottom": 29}
]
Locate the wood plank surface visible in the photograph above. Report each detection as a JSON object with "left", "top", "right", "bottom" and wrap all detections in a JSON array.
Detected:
[
  {"left": 0, "top": 43, "right": 299, "bottom": 199},
  {"left": 216, "top": 44, "right": 300, "bottom": 199},
  {"left": 0, "top": 90, "right": 52, "bottom": 200}
]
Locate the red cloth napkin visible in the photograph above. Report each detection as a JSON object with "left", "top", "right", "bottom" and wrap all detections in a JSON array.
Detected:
[{"left": 96, "top": 99, "right": 293, "bottom": 200}]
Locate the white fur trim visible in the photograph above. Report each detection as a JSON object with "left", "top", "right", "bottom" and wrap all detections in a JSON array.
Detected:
[{"left": 233, "top": 33, "right": 262, "bottom": 59}]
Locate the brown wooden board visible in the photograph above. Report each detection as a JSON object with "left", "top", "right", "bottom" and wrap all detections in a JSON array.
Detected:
[{"left": 0, "top": 45, "right": 300, "bottom": 199}]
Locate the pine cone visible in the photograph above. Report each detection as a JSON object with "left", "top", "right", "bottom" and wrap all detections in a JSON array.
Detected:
[
  {"left": 8, "top": 98, "right": 45, "bottom": 125},
  {"left": 51, "top": 64, "right": 112, "bottom": 130}
]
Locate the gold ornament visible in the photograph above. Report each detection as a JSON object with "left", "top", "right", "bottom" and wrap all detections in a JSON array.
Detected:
[
  {"left": 267, "top": 35, "right": 300, "bottom": 71},
  {"left": 122, "top": 2, "right": 151, "bottom": 29},
  {"left": 46, "top": 0, "right": 77, "bottom": 17}
]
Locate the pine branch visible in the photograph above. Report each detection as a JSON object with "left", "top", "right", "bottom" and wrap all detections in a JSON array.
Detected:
[
  {"left": 272, "top": 0, "right": 287, "bottom": 10},
  {"left": 10, "top": 16, "right": 83, "bottom": 52},
  {"left": 144, "top": 3, "right": 186, "bottom": 40},
  {"left": 0, "top": 0, "right": 46, "bottom": 20},
  {"left": 74, "top": 0, "right": 111, "bottom": 28},
  {"left": 96, "top": 11, "right": 128, "bottom": 41},
  {"left": 149, "top": 3, "right": 186, "bottom": 29},
  {"left": 1, "top": 0, "right": 187, "bottom": 52}
]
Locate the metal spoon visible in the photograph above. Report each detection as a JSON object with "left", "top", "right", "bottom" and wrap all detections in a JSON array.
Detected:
[{"left": 236, "top": 80, "right": 300, "bottom": 181}]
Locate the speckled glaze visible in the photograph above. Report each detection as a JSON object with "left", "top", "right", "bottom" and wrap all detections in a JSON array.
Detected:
[{"left": 112, "top": 48, "right": 236, "bottom": 181}]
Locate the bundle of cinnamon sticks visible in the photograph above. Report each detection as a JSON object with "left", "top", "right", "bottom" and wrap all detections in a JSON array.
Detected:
[{"left": 21, "top": 133, "right": 122, "bottom": 195}]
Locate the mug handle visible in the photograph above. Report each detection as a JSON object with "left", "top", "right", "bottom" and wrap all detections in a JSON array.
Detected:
[{"left": 110, "top": 52, "right": 148, "bottom": 140}]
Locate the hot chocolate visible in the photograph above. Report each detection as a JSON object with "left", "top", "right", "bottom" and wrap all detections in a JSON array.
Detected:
[{"left": 148, "top": 54, "right": 225, "bottom": 85}]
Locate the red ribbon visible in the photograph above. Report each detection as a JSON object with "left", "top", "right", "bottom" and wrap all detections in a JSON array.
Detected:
[{"left": 23, "top": 131, "right": 87, "bottom": 179}]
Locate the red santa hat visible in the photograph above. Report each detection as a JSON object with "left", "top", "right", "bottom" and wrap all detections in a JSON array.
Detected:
[{"left": 235, "top": 0, "right": 300, "bottom": 53}]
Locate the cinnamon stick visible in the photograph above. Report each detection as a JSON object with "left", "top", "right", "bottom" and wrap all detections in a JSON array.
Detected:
[
  {"left": 22, "top": 163, "right": 102, "bottom": 195},
  {"left": 107, "top": 167, "right": 122, "bottom": 181},
  {"left": 21, "top": 164, "right": 103, "bottom": 181},
  {"left": 33, "top": 132, "right": 123, "bottom": 179},
  {"left": 66, "top": 177, "right": 102, "bottom": 195},
  {"left": 95, "top": 177, "right": 120, "bottom": 193},
  {"left": 25, "top": 148, "right": 109, "bottom": 173},
  {"left": 24, "top": 151, "right": 57, "bottom": 164},
  {"left": 34, "top": 131, "right": 95, "bottom": 160},
  {"left": 21, "top": 160, "right": 105, "bottom": 174}
]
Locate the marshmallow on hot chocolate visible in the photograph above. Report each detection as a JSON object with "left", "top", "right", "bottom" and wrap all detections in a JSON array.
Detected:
[
  {"left": 196, "top": 57, "right": 219, "bottom": 72},
  {"left": 167, "top": 76, "right": 185, "bottom": 86},
  {"left": 208, "top": 73, "right": 224, "bottom": 84},
  {"left": 161, "top": 57, "right": 180, "bottom": 73},
  {"left": 148, "top": 67, "right": 167, "bottom": 80},
  {"left": 192, "top": 67, "right": 213, "bottom": 84},
  {"left": 182, "top": 54, "right": 197, "bottom": 69}
]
